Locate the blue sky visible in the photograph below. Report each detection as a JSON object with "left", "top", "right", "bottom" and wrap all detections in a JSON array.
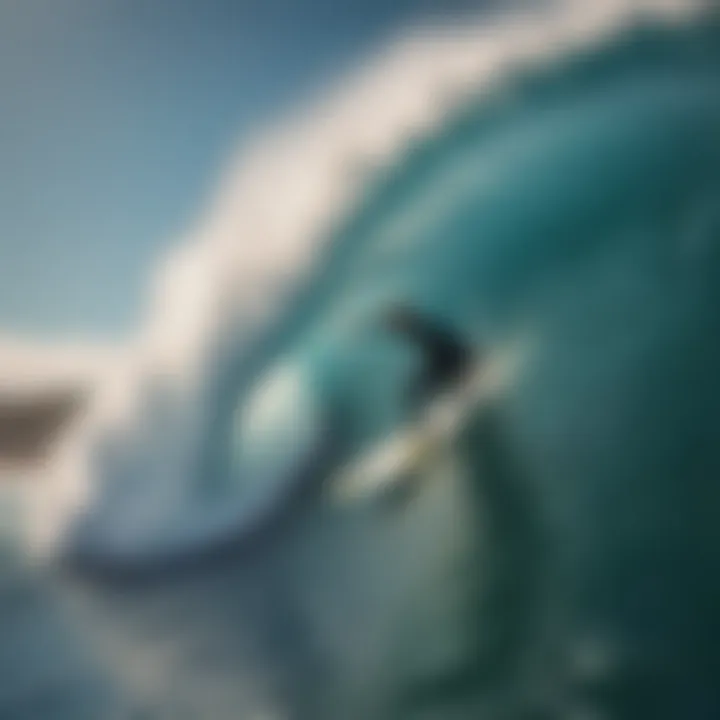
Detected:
[{"left": 0, "top": 0, "right": 483, "bottom": 341}]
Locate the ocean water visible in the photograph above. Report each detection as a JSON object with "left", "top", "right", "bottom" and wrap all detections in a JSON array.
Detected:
[{"left": 3, "top": 3, "right": 720, "bottom": 719}]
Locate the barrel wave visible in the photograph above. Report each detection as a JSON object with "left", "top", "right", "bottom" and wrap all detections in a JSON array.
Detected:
[{"left": 2, "top": 4, "right": 720, "bottom": 719}]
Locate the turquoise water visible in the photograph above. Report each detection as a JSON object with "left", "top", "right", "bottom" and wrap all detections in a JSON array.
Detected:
[
  {"left": 224, "top": 22, "right": 720, "bottom": 463},
  {"left": 4, "top": 15, "right": 720, "bottom": 720}
]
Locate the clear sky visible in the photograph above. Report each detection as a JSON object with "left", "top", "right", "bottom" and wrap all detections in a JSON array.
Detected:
[{"left": 0, "top": 0, "right": 485, "bottom": 341}]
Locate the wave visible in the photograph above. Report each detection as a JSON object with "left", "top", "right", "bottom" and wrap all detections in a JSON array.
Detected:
[{"left": 17, "top": 0, "right": 709, "bottom": 563}]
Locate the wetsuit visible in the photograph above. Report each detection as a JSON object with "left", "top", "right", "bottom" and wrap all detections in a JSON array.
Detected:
[{"left": 383, "top": 306, "right": 475, "bottom": 414}]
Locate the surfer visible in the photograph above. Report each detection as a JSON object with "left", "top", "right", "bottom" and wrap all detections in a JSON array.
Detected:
[
  {"left": 330, "top": 304, "right": 479, "bottom": 507},
  {"left": 332, "top": 304, "right": 489, "bottom": 506},
  {"left": 382, "top": 304, "right": 477, "bottom": 416}
]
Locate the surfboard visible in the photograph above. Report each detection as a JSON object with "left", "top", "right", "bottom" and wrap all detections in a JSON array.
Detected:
[{"left": 331, "top": 341, "right": 524, "bottom": 504}]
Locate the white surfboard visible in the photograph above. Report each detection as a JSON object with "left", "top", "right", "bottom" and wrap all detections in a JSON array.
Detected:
[{"left": 331, "top": 339, "right": 526, "bottom": 504}]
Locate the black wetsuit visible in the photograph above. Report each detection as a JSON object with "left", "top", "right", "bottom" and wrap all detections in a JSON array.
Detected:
[{"left": 384, "top": 308, "right": 475, "bottom": 414}]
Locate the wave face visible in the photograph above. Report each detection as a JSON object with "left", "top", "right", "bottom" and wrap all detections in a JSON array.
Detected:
[{"left": 5, "top": 3, "right": 720, "bottom": 720}]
